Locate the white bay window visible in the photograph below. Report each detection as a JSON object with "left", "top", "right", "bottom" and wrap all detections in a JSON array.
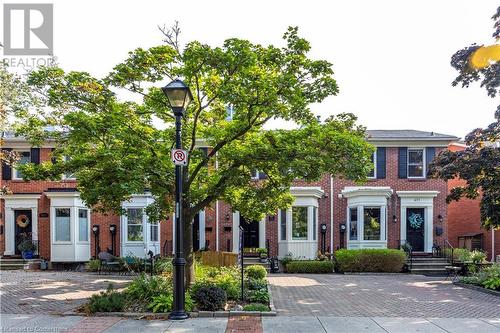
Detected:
[
  {"left": 342, "top": 187, "right": 392, "bottom": 249},
  {"left": 278, "top": 187, "right": 323, "bottom": 259},
  {"left": 121, "top": 195, "right": 160, "bottom": 257}
]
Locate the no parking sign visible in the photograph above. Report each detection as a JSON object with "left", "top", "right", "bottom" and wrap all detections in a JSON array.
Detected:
[{"left": 171, "top": 149, "right": 188, "bottom": 165}]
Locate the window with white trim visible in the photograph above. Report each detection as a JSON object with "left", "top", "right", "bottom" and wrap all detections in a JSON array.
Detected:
[
  {"left": 13, "top": 151, "right": 31, "bottom": 179},
  {"left": 280, "top": 209, "right": 287, "bottom": 241},
  {"left": 292, "top": 206, "right": 308, "bottom": 240},
  {"left": 55, "top": 208, "right": 71, "bottom": 241},
  {"left": 127, "top": 208, "right": 143, "bottom": 241},
  {"left": 408, "top": 148, "right": 425, "bottom": 178},
  {"left": 349, "top": 207, "right": 358, "bottom": 240},
  {"left": 367, "top": 151, "right": 376, "bottom": 179},
  {"left": 78, "top": 209, "right": 89, "bottom": 242},
  {"left": 312, "top": 206, "right": 317, "bottom": 241},
  {"left": 363, "top": 207, "right": 381, "bottom": 240},
  {"left": 150, "top": 220, "right": 158, "bottom": 242}
]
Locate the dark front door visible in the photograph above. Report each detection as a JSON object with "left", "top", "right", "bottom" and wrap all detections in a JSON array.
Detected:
[
  {"left": 14, "top": 210, "right": 32, "bottom": 255},
  {"left": 406, "top": 208, "right": 425, "bottom": 252},
  {"left": 241, "top": 217, "right": 259, "bottom": 248},
  {"left": 192, "top": 213, "right": 200, "bottom": 252}
]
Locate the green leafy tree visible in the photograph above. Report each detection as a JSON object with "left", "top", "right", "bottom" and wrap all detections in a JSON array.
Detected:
[
  {"left": 9, "top": 25, "right": 373, "bottom": 282},
  {"left": 429, "top": 8, "right": 499, "bottom": 229}
]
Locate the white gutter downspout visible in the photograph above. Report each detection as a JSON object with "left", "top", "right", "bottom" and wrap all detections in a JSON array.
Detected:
[{"left": 330, "top": 175, "right": 334, "bottom": 253}]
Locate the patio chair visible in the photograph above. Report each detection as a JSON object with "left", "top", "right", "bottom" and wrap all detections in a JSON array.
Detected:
[{"left": 98, "top": 251, "right": 120, "bottom": 275}]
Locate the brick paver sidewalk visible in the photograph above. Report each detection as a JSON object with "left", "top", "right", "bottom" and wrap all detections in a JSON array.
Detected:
[
  {"left": 226, "top": 315, "right": 263, "bottom": 333},
  {"left": 0, "top": 270, "right": 132, "bottom": 314},
  {"left": 268, "top": 273, "right": 500, "bottom": 317}
]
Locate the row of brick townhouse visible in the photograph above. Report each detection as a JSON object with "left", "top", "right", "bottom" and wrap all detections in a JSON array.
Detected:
[{"left": 1, "top": 129, "right": 498, "bottom": 263}]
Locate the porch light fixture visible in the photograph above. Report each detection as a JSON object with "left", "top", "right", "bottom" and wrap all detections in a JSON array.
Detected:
[
  {"left": 109, "top": 225, "right": 116, "bottom": 233},
  {"left": 392, "top": 215, "right": 397, "bottom": 223},
  {"left": 268, "top": 215, "right": 275, "bottom": 222},
  {"left": 92, "top": 225, "right": 99, "bottom": 235},
  {"left": 225, "top": 213, "right": 230, "bottom": 222},
  {"left": 161, "top": 79, "right": 193, "bottom": 116},
  {"left": 438, "top": 214, "right": 443, "bottom": 223}
]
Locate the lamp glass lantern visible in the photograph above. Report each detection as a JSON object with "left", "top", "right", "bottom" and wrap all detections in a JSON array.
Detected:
[{"left": 161, "top": 79, "right": 193, "bottom": 116}]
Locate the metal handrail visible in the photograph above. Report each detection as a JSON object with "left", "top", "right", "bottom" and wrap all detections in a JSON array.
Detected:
[{"left": 444, "top": 239, "right": 454, "bottom": 265}]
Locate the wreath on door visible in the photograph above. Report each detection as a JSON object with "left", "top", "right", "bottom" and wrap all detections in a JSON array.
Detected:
[
  {"left": 16, "top": 214, "right": 30, "bottom": 228},
  {"left": 408, "top": 212, "right": 423, "bottom": 229}
]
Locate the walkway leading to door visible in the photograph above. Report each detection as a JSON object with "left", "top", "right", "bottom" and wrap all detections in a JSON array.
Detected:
[{"left": 268, "top": 274, "right": 500, "bottom": 318}]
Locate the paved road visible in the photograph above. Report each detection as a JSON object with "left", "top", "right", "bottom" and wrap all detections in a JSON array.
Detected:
[{"left": 268, "top": 273, "right": 500, "bottom": 317}]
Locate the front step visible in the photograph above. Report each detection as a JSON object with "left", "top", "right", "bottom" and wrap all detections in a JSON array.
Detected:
[
  {"left": 242, "top": 257, "right": 270, "bottom": 271},
  {"left": 408, "top": 256, "right": 450, "bottom": 276},
  {"left": 0, "top": 258, "right": 42, "bottom": 270}
]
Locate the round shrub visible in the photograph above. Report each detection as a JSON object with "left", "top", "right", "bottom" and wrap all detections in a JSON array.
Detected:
[
  {"left": 193, "top": 285, "right": 227, "bottom": 311},
  {"left": 245, "top": 265, "right": 267, "bottom": 280},
  {"left": 246, "top": 278, "right": 267, "bottom": 291}
]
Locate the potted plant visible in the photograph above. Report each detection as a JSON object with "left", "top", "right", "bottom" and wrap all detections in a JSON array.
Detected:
[
  {"left": 257, "top": 248, "right": 268, "bottom": 262},
  {"left": 18, "top": 240, "right": 36, "bottom": 259}
]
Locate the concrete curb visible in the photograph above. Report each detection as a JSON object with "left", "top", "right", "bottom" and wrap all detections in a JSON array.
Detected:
[
  {"left": 454, "top": 282, "right": 500, "bottom": 297},
  {"left": 267, "top": 281, "right": 277, "bottom": 313}
]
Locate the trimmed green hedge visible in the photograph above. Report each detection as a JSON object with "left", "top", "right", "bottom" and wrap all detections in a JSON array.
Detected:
[
  {"left": 335, "top": 249, "right": 406, "bottom": 273},
  {"left": 286, "top": 260, "right": 334, "bottom": 273}
]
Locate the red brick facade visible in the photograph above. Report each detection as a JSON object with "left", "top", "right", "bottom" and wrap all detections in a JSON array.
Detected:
[{"left": 3, "top": 135, "right": 482, "bottom": 262}]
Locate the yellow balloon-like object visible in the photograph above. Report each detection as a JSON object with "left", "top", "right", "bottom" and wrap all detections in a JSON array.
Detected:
[{"left": 470, "top": 44, "right": 500, "bottom": 69}]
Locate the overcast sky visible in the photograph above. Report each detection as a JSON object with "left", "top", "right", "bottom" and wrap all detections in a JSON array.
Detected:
[{"left": 4, "top": 0, "right": 499, "bottom": 139}]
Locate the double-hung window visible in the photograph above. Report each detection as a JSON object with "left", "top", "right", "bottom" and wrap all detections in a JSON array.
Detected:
[
  {"left": 55, "top": 208, "right": 71, "bottom": 242},
  {"left": 150, "top": 220, "right": 158, "bottom": 242},
  {"left": 408, "top": 148, "right": 425, "bottom": 178},
  {"left": 14, "top": 151, "right": 31, "bottom": 179},
  {"left": 78, "top": 209, "right": 89, "bottom": 242},
  {"left": 363, "top": 207, "right": 381, "bottom": 240},
  {"left": 280, "top": 209, "right": 287, "bottom": 241},
  {"left": 349, "top": 207, "right": 358, "bottom": 240},
  {"left": 127, "top": 208, "right": 143, "bottom": 241},
  {"left": 62, "top": 156, "right": 76, "bottom": 180},
  {"left": 292, "top": 207, "right": 308, "bottom": 240}
]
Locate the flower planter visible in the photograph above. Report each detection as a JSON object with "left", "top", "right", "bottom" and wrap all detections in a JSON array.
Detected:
[{"left": 22, "top": 250, "right": 34, "bottom": 259}]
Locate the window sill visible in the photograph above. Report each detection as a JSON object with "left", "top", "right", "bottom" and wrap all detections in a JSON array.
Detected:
[{"left": 407, "top": 178, "right": 427, "bottom": 182}]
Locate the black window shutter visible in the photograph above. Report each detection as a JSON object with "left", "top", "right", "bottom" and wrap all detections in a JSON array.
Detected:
[
  {"left": 398, "top": 147, "right": 408, "bottom": 179},
  {"left": 2, "top": 148, "right": 12, "bottom": 180},
  {"left": 425, "top": 147, "right": 436, "bottom": 177},
  {"left": 376, "top": 147, "right": 386, "bottom": 179},
  {"left": 30, "top": 147, "right": 40, "bottom": 164}
]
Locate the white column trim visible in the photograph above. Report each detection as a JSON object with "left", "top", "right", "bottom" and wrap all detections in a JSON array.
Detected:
[
  {"left": 5, "top": 208, "right": 15, "bottom": 255},
  {"left": 258, "top": 217, "right": 266, "bottom": 248},
  {"left": 232, "top": 211, "right": 239, "bottom": 252}
]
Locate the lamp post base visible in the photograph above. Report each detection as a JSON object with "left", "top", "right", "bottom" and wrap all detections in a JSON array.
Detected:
[{"left": 168, "top": 311, "right": 189, "bottom": 320}]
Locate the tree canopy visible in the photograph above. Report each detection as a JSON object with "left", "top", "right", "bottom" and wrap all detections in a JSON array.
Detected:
[
  {"left": 5, "top": 26, "right": 373, "bottom": 280},
  {"left": 429, "top": 8, "right": 499, "bottom": 229}
]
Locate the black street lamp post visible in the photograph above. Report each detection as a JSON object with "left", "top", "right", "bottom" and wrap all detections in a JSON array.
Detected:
[{"left": 162, "top": 79, "right": 193, "bottom": 321}]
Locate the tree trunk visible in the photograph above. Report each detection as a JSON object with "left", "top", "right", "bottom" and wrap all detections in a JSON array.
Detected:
[{"left": 182, "top": 203, "right": 194, "bottom": 286}]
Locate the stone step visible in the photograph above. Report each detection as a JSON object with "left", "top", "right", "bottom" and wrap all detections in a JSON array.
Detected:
[
  {"left": 0, "top": 259, "right": 43, "bottom": 270},
  {"left": 0, "top": 263, "right": 26, "bottom": 270},
  {"left": 410, "top": 267, "right": 448, "bottom": 276}
]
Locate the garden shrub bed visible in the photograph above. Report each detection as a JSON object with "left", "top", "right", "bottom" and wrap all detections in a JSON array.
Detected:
[
  {"left": 80, "top": 262, "right": 274, "bottom": 315},
  {"left": 286, "top": 260, "right": 334, "bottom": 273},
  {"left": 460, "top": 263, "right": 500, "bottom": 292},
  {"left": 335, "top": 249, "right": 406, "bottom": 273}
]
